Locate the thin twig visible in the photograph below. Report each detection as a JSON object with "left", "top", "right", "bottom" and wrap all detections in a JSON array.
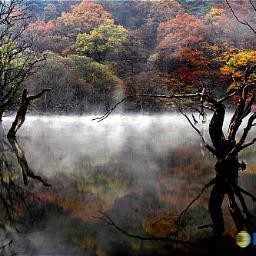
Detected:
[
  {"left": 92, "top": 96, "right": 133, "bottom": 122},
  {"left": 175, "top": 103, "right": 216, "bottom": 155},
  {"left": 226, "top": 0, "right": 256, "bottom": 34},
  {"left": 249, "top": 0, "right": 256, "bottom": 12}
]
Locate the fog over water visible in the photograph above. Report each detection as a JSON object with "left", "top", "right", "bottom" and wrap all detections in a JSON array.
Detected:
[{"left": 2, "top": 114, "right": 256, "bottom": 255}]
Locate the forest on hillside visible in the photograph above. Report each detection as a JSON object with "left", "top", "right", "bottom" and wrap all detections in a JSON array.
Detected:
[
  {"left": 17, "top": 0, "right": 256, "bottom": 113},
  {"left": 2, "top": 1, "right": 256, "bottom": 255}
]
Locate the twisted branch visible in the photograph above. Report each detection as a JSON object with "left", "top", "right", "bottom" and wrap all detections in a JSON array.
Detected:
[{"left": 95, "top": 211, "right": 201, "bottom": 246}]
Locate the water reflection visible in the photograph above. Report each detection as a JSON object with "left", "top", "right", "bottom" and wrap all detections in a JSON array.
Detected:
[
  {"left": 1, "top": 115, "right": 256, "bottom": 255},
  {"left": 0, "top": 125, "right": 50, "bottom": 255}
]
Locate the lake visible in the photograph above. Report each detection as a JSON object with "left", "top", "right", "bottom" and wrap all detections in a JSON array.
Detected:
[{"left": 1, "top": 114, "right": 256, "bottom": 255}]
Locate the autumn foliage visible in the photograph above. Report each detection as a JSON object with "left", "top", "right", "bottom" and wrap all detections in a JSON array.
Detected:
[
  {"left": 22, "top": 0, "right": 256, "bottom": 111},
  {"left": 156, "top": 13, "right": 209, "bottom": 83},
  {"left": 56, "top": 1, "right": 111, "bottom": 39}
]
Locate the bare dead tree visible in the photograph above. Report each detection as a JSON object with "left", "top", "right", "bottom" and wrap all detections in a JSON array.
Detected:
[
  {"left": 7, "top": 88, "right": 51, "bottom": 138},
  {"left": 94, "top": 65, "right": 256, "bottom": 238},
  {"left": 0, "top": 0, "right": 44, "bottom": 121}
]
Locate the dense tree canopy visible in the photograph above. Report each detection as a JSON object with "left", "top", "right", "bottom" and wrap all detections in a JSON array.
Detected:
[
  {"left": 156, "top": 13, "right": 209, "bottom": 83},
  {"left": 74, "top": 19, "right": 128, "bottom": 62},
  {"left": 55, "top": 1, "right": 112, "bottom": 39},
  {"left": 221, "top": 50, "right": 256, "bottom": 90},
  {"left": 26, "top": 52, "right": 120, "bottom": 112},
  {"left": 0, "top": 0, "right": 41, "bottom": 120},
  {"left": 19, "top": 0, "right": 256, "bottom": 112},
  {"left": 2, "top": 1, "right": 256, "bottom": 254}
]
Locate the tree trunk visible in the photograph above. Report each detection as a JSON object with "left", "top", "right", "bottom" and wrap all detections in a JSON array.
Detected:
[
  {"left": 8, "top": 88, "right": 51, "bottom": 138},
  {"left": 8, "top": 89, "right": 29, "bottom": 138},
  {"left": 0, "top": 109, "right": 4, "bottom": 122},
  {"left": 208, "top": 102, "right": 254, "bottom": 236}
]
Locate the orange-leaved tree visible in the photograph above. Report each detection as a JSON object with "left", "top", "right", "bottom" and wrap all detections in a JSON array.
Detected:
[
  {"left": 156, "top": 13, "right": 209, "bottom": 84},
  {"left": 56, "top": 1, "right": 112, "bottom": 40}
]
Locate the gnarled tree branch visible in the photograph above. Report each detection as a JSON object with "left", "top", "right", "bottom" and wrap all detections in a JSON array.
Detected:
[{"left": 8, "top": 88, "right": 51, "bottom": 138}]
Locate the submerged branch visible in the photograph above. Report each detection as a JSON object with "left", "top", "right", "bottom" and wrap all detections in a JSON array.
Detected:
[
  {"left": 7, "top": 136, "right": 50, "bottom": 187},
  {"left": 175, "top": 179, "right": 216, "bottom": 225},
  {"left": 96, "top": 211, "right": 200, "bottom": 246}
]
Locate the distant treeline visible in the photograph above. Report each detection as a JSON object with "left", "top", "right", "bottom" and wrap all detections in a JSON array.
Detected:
[{"left": 23, "top": 0, "right": 256, "bottom": 113}]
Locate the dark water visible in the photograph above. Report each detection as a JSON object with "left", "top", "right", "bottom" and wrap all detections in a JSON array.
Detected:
[{"left": 1, "top": 114, "right": 256, "bottom": 255}]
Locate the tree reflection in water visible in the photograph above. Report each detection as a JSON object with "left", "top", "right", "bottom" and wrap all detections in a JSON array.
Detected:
[
  {"left": 1, "top": 115, "right": 256, "bottom": 255},
  {"left": 0, "top": 125, "right": 49, "bottom": 255}
]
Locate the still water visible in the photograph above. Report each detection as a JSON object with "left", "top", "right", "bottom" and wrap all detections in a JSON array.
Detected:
[{"left": 1, "top": 114, "right": 256, "bottom": 255}]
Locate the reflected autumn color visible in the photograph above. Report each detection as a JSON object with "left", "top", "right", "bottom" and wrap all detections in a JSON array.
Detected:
[
  {"left": 2, "top": 0, "right": 256, "bottom": 255},
  {"left": 0, "top": 125, "right": 49, "bottom": 255},
  {"left": 3, "top": 115, "right": 256, "bottom": 255},
  {"left": 1, "top": 115, "right": 256, "bottom": 255}
]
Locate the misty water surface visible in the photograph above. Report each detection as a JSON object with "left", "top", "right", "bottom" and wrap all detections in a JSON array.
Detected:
[{"left": 2, "top": 114, "right": 256, "bottom": 255}]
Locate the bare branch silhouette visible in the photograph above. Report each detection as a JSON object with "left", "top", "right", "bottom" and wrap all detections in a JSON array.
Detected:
[{"left": 226, "top": 0, "right": 256, "bottom": 34}]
